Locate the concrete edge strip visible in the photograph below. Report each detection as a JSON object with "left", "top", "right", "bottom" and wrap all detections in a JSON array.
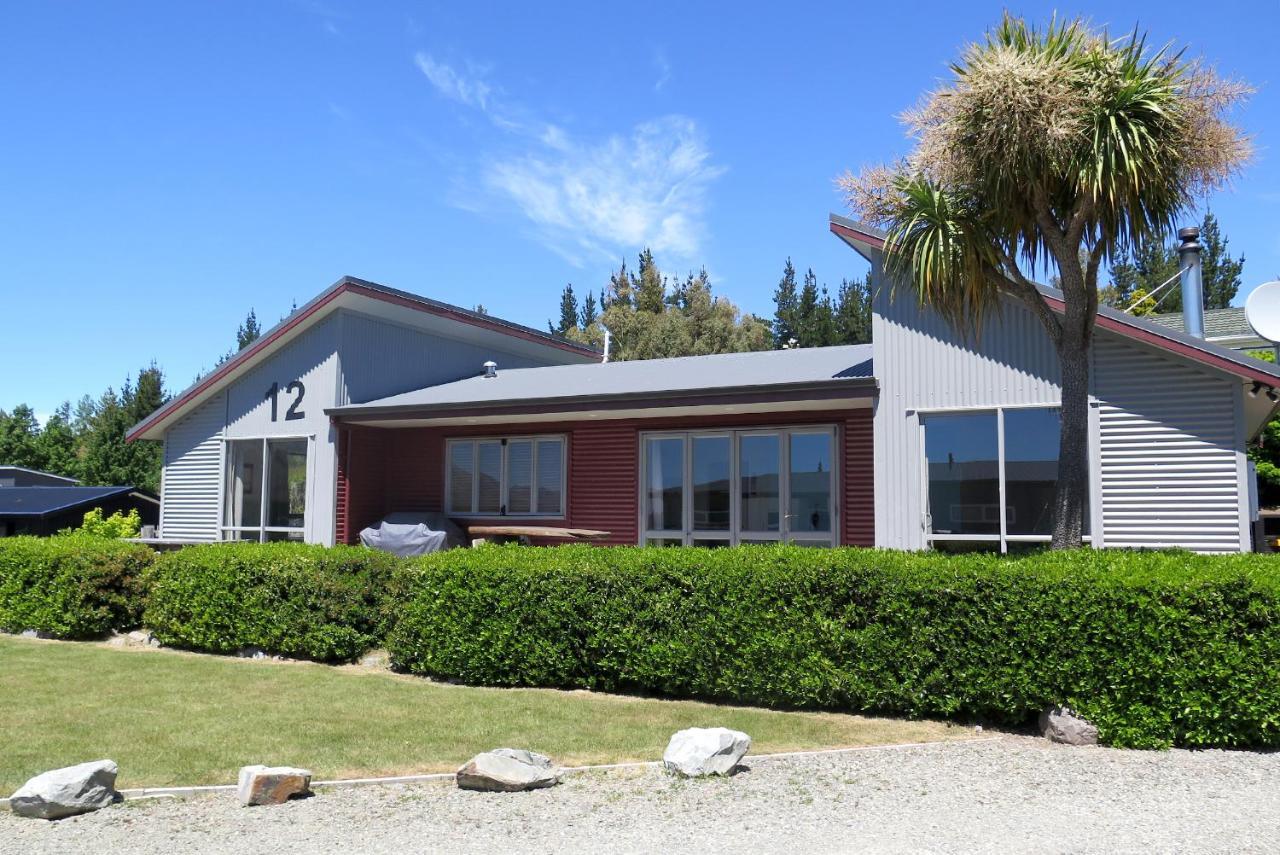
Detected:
[{"left": 0, "top": 736, "right": 1001, "bottom": 807}]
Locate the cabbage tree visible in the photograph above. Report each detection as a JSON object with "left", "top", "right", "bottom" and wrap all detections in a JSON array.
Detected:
[{"left": 841, "top": 15, "right": 1252, "bottom": 548}]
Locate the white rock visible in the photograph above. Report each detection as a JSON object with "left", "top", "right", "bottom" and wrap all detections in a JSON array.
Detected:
[
  {"left": 456, "top": 749, "right": 562, "bottom": 792},
  {"left": 237, "top": 765, "right": 313, "bottom": 806},
  {"left": 1040, "top": 706, "right": 1099, "bottom": 746},
  {"left": 9, "top": 760, "right": 118, "bottom": 819},
  {"left": 663, "top": 727, "right": 751, "bottom": 777}
]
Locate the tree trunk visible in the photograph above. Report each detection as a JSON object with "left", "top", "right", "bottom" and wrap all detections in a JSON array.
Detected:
[{"left": 1052, "top": 334, "right": 1090, "bottom": 549}]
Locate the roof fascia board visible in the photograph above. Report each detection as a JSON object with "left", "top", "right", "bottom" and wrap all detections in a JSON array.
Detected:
[{"left": 1, "top": 486, "right": 134, "bottom": 518}]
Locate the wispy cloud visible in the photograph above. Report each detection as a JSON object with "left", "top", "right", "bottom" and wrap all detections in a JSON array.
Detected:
[
  {"left": 414, "top": 53, "right": 492, "bottom": 111},
  {"left": 653, "top": 48, "right": 672, "bottom": 92},
  {"left": 414, "top": 53, "right": 722, "bottom": 265}
]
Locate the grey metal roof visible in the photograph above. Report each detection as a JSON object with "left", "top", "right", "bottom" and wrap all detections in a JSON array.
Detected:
[
  {"left": 0, "top": 466, "right": 80, "bottom": 486},
  {"left": 329, "top": 344, "right": 874, "bottom": 415},
  {"left": 0, "top": 486, "right": 142, "bottom": 518},
  {"left": 1147, "top": 307, "right": 1270, "bottom": 348}
]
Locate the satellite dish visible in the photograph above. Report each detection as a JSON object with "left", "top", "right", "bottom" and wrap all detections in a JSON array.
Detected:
[{"left": 1245, "top": 281, "right": 1280, "bottom": 343}]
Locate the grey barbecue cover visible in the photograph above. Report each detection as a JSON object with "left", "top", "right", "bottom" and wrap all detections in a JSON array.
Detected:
[{"left": 359, "top": 512, "right": 466, "bottom": 557}]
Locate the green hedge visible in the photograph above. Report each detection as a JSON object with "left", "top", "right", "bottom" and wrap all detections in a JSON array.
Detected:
[
  {"left": 388, "top": 545, "right": 1280, "bottom": 749},
  {"left": 144, "top": 542, "right": 402, "bottom": 662},
  {"left": 0, "top": 535, "right": 155, "bottom": 639}
]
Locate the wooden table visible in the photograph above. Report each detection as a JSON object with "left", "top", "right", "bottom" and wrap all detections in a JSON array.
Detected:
[{"left": 466, "top": 525, "right": 611, "bottom": 544}]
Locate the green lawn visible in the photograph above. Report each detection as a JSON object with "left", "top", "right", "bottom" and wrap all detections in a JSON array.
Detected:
[{"left": 0, "top": 635, "right": 967, "bottom": 791}]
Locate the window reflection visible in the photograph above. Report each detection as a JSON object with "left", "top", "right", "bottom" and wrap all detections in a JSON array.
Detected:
[
  {"left": 924, "top": 412, "right": 1000, "bottom": 536},
  {"left": 692, "top": 436, "right": 731, "bottom": 531},
  {"left": 739, "top": 434, "right": 781, "bottom": 532},
  {"left": 645, "top": 437, "right": 684, "bottom": 532},
  {"left": 789, "top": 433, "right": 832, "bottom": 533}
]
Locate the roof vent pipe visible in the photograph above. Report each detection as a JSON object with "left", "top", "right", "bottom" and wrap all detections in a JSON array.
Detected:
[
  {"left": 482, "top": 360, "right": 497, "bottom": 378},
  {"left": 1178, "top": 226, "right": 1205, "bottom": 339},
  {"left": 600, "top": 324, "right": 612, "bottom": 364}
]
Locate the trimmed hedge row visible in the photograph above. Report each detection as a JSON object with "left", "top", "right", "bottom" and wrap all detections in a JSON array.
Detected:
[
  {"left": 0, "top": 535, "right": 154, "bottom": 639},
  {"left": 144, "top": 542, "right": 402, "bottom": 662},
  {"left": 388, "top": 545, "right": 1280, "bottom": 749}
]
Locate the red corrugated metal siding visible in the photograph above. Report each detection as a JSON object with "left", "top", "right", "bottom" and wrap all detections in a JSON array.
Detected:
[
  {"left": 334, "top": 427, "right": 349, "bottom": 543},
  {"left": 842, "top": 410, "right": 874, "bottom": 546},
  {"left": 333, "top": 407, "right": 875, "bottom": 547}
]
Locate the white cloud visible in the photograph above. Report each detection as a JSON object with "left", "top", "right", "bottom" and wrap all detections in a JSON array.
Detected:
[
  {"left": 653, "top": 48, "right": 672, "bottom": 92},
  {"left": 414, "top": 53, "right": 492, "bottom": 111},
  {"left": 485, "top": 116, "right": 724, "bottom": 264}
]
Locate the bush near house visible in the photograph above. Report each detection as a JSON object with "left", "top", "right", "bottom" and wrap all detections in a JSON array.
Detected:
[
  {"left": 388, "top": 545, "right": 1280, "bottom": 750},
  {"left": 144, "top": 542, "right": 401, "bottom": 663},
  {"left": 0, "top": 535, "right": 155, "bottom": 638}
]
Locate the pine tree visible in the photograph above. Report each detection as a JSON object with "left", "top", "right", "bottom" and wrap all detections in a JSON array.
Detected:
[
  {"left": 551, "top": 284, "right": 578, "bottom": 335},
  {"left": 835, "top": 276, "right": 872, "bottom": 344},
  {"left": 237, "top": 309, "right": 262, "bottom": 351},
  {"left": 579, "top": 291, "right": 598, "bottom": 328},
  {"left": 0, "top": 405, "right": 43, "bottom": 469},
  {"left": 1102, "top": 213, "right": 1244, "bottom": 314},
  {"left": 773, "top": 258, "right": 799, "bottom": 348},
  {"left": 605, "top": 260, "right": 633, "bottom": 309},
  {"left": 1199, "top": 211, "right": 1245, "bottom": 310},
  {"left": 35, "top": 404, "right": 78, "bottom": 480},
  {"left": 635, "top": 249, "right": 665, "bottom": 314}
]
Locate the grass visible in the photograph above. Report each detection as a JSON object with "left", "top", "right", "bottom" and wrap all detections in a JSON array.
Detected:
[{"left": 0, "top": 635, "right": 969, "bottom": 791}]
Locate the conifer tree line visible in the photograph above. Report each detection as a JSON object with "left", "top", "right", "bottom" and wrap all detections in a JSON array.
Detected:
[
  {"left": 548, "top": 249, "right": 872, "bottom": 360},
  {"left": 0, "top": 309, "right": 268, "bottom": 493},
  {"left": 1099, "top": 212, "right": 1245, "bottom": 315}
]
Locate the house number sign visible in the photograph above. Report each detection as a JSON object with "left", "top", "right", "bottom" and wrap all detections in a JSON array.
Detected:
[{"left": 264, "top": 380, "right": 306, "bottom": 421}]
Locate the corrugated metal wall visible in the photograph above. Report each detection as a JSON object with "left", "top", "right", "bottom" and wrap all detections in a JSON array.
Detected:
[
  {"left": 1094, "top": 337, "right": 1244, "bottom": 552},
  {"left": 842, "top": 411, "right": 874, "bottom": 546},
  {"left": 160, "top": 392, "right": 225, "bottom": 540},
  {"left": 872, "top": 282, "right": 1062, "bottom": 549}
]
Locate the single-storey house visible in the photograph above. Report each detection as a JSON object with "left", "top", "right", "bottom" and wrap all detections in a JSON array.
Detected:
[
  {"left": 126, "top": 216, "right": 1280, "bottom": 553},
  {"left": 0, "top": 468, "right": 159, "bottom": 537}
]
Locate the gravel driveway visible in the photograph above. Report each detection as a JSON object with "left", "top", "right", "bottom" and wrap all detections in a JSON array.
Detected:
[{"left": 3, "top": 735, "right": 1277, "bottom": 854}]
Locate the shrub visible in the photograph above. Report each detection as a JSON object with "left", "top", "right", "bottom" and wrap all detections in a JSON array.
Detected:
[
  {"left": 0, "top": 535, "right": 155, "bottom": 638},
  {"left": 388, "top": 545, "right": 1280, "bottom": 749},
  {"left": 66, "top": 507, "right": 142, "bottom": 539},
  {"left": 144, "top": 542, "right": 402, "bottom": 662}
]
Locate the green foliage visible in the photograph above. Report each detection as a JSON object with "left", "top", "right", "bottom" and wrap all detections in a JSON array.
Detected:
[
  {"left": 388, "top": 545, "right": 1280, "bottom": 749},
  {"left": 1246, "top": 347, "right": 1280, "bottom": 506},
  {"left": 144, "top": 542, "right": 403, "bottom": 662},
  {"left": 237, "top": 309, "right": 262, "bottom": 351},
  {"left": 0, "top": 535, "right": 155, "bottom": 638},
  {"left": 1102, "top": 212, "right": 1245, "bottom": 315},
  {"left": 551, "top": 284, "right": 578, "bottom": 336},
  {"left": 68, "top": 508, "right": 142, "bottom": 539},
  {"left": 773, "top": 260, "right": 872, "bottom": 349}
]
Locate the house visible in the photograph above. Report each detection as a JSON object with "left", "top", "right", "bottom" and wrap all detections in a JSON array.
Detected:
[
  {"left": 127, "top": 218, "right": 1280, "bottom": 553},
  {"left": 0, "top": 468, "right": 158, "bottom": 537},
  {"left": 1148, "top": 307, "right": 1275, "bottom": 354}
]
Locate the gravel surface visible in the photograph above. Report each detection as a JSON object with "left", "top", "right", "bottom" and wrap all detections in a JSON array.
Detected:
[{"left": 3, "top": 735, "right": 1277, "bottom": 854}]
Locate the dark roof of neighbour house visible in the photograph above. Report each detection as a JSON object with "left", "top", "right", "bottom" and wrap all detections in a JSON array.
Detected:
[
  {"left": 1147, "top": 307, "right": 1271, "bottom": 350},
  {"left": 126, "top": 276, "right": 601, "bottom": 443},
  {"left": 327, "top": 344, "right": 875, "bottom": 418},
  {"left": 0, "top": 486, "right": 156, "bottom": 518},
  {"left": 829, "top": 213, "right": 1280, "bottom": 387},
  {"left": 0, "top": 466, "right": 80, "bottom": 486}
]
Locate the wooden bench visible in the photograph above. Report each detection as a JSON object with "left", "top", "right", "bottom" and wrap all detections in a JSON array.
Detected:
[{"left": 466, "top": 525, "right": 611, "bottom": 545}]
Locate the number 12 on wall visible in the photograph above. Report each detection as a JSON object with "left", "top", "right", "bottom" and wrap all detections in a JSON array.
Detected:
[{"left": 265, "top": 380, "right": 306, "bottom": 421}]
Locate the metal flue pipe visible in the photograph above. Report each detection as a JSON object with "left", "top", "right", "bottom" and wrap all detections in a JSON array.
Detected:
[{"left": 1178, "top": 226, "right": 1205, "bottom": 339}]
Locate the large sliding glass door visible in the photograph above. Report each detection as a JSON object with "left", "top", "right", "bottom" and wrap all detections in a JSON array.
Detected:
[{"left": 642, "top": 427, "right": 837, "bottom": 547}]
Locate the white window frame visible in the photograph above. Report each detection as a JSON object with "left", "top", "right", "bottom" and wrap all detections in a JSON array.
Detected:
[
  {"left": 640, "top": 426, "right": 840, "bottom": 547},
  {"left": 445, "top": 434, "right": 567, "bottom": 518},
  {"left": 918, "top": 404, "right": 1089, "bottom": 553},
  {"left": 220, "top": 435, "right": 312, "bottom": 542}
]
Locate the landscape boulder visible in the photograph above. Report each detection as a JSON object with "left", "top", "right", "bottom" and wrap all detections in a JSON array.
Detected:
[
  {"left": 456, "top": 749, "right": 562, "bottom": 792},
  {"left": 663, "top": 727, "right": 751, "bottom": 777},
  {"left": 237, "top": 765, "right": 313, "bottom": 806},
  {"left": 9, "top": 760, "right": 119, "bottom": 820},
  {"left": 1040, "top": 706, "right": 1099, "bottom": 746}
]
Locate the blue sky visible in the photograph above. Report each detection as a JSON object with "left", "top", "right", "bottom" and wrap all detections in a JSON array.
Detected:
[{"left": 3, "top": 1, "right": 1278, "bottom": 419}]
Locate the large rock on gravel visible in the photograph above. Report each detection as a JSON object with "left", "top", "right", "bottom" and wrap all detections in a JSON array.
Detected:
[
  {"left": 1040, "top": 706, "right": 1099, "bottom": 746},
  {"left": 663, "top": 727, "right": 752, "bottom": 777},
  {"left": 9, "top": 759, "right": 118, "bottom": 819},
  {"left": 237, "top": 765, "right": 313, "bottom": 806},
  {"left": 456, "top": 749, "right": 562, "bottom": 792}
]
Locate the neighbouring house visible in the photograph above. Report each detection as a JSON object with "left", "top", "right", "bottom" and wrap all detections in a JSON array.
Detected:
[
  {"left": 126, "top": 218, "right": 1280, "bottom": 553},
  {"left": 0, "top": 468, "right": 158, "bottom": 537},
  {"left": 1148, "top": 307, "right": 1275, "bottom": 355}
]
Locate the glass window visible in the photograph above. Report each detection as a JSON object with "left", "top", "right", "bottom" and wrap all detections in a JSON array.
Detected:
[
  {"left": 222, "top": 437, "right": 307, "bottom": 542},
  {"left": 266, "top": 439, "right": 307, "bottom": 529},
  {"left": 224, "top": 439, "right": 263, "bottom": 530},
  {"left": 446, "top": 436, "right": 566, "bottom": 517},
  {"left": 924, "top": 412, "right": 1000, "bottom": 536},
  {"left": 645, "top": 437, "right": 684, "bottom": 532},
  {"left": 1003, "top": 409, "right": 1061, "bottom": 536},
  {"left": 691, "top": 435, "right": 731, "bottom": 532},
  {"left": 507, "top": 440, "right": 533, "bottom": 514},
  {"left": 536, "top": 439, "right": 563, "bottom": 515},
  {"left": 789, "top": 432, "right": 833, "bottom": 533},
  {"left": 739, "top": 434, "right": 780, "bottom": 532}
]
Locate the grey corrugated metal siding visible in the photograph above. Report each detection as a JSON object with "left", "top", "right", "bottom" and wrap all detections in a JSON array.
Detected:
[
  {"left": 160, "top": 392, "right": 225, "bottom": 540},
  {"left": 1094, "top": 338, "right": 1243, "bottom": 552},
  {"left": 871, "top": 283, "right": 1062, "bottom": 549}
]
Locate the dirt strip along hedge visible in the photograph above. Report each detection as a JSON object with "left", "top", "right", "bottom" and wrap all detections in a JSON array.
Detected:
[{"left": 387, "top": 545, "right": 1280, "bottom": 749}]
